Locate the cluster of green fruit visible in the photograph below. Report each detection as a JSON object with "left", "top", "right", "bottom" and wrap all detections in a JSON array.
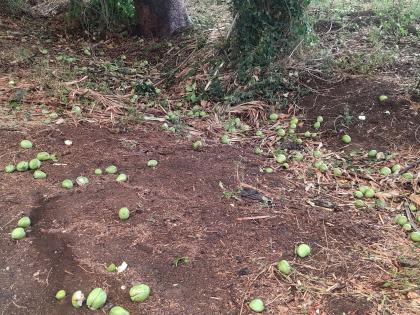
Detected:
[
  {"left": 55, "top": 283, "right": 150, "bottom": 314},
  {"left": 3, "top": 140, "right": 56, "bottom": 179},
  {"left": 10, "top": 216, "right": 31, "bottom": 240},
  {"left": 353, "top": 185, "right": 376, "bottom": 208},
  {"left": 248, "top": 243, "right": 311, "bottom": 313},
  {"left": 394, "top": 203, "right": 420, "bottom": 243}
]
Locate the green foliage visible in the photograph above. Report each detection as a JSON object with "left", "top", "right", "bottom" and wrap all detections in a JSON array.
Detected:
[
  {"left": 67, "top": 0, "right": 136, "bottom": 33},
  {"left": 230, "top": 0, "right": 311, "bottom": 80}
]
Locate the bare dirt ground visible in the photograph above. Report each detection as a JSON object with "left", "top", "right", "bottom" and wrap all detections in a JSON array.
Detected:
[{"left": 0, "top": 6, "right": 420, "bottom": 315}]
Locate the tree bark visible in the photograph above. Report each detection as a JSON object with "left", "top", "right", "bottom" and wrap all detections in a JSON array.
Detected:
[{"left": 133, "top": 0, "right": 190, "bottom": 37}]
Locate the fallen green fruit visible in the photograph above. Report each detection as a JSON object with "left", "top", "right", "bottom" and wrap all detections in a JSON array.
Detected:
[
  {"left": 119, "top": 207, "right": 130, "bottom": 221},
  {"left": 4, "top": 164, "right": 15, "bottom": 173},
  {"left": 34, "top": 170, "right": 47, "bottom": 179},
  {"left": 353, "top": 191, "right": 364, "bottom": 199},
  {"left": 409, "top": 204, "right": 417, "bottom": 212},
  {"left": 220, "top": 135, "right": 231, "bottom": 144},
  {"left": 313, "top": 150, "right": 321, "bottom": 158},
  {"left": 318, "top": 163, "right": 328, "bottom": 173},
  {"left": 192, "top": 140, "right": 203, "bottom": 150},
  {"left": 380, "top": 167, "right": 391, "bottom": 176},
  {"left": 17, "top": 216, "right": 31, "bottom": 228},
  {"left": 249, "top": 298, "right": 265, "bottom": 313},
  {"left": 109, "top": 306, "right": 130, "bottom": 315},
  {"left": 255, "top": 147, "right": 263, "bottom": 155},
  {"left": 62, "top": 179, "right": 74, "bottom": 189},
  {"left": 107, "top": 263, "right": 116, "bottom": 272},
  {"left": 55, "top": 290, "right": 66, "bottom": 300},
  {"left": 368, "top": 150, "right": 377, "bottom": 158},
  {"left": 402, "top": 172, "right": 414, "bottom": 180},
  {"left": 392, "top": 164, "right": 401, "bottom": 173},
  {"left": 294, "top": 152, "right": 304, "bottom": 161},
  {"left": 410, "top": 231, "right": 420, "bottom": 242},
  {"left": 314, "top": 160, "right": 322, "bottom": 169},
  {"left": 11, "top": 227, "right": 26, "bottom": 240},
  {"left": 359, "top": 185, "right": 369, "bottom": 194},
  {"left": 276, "top": 154, "right": 286, "bottom": 164},
  {"left": 316, "top": 116, "right": 324, "bottom": 123},
  {"left": 313, "top": 121, "right": 321, "bottom": 129},
  {"left": 86, "top": 288, "right": 107, "bottom": 310},
  {"left": 129, "top": 284, "right": 150, "bottom": 302},
  {"left": 277, "top": 260, "right": 291, "bottom": 275},
  {"left": 255, "top": 130, "right": 263, "bottom": 137},
  {"left": 395, "top": 215, "right": 408, "bottom": 226},
  {"left": 296, "top": 244, "right": 311, "bottom": 258},
  {"left": 29, "top": 159, "right": 41, "bottom": 170},
  {"left": 277, "top": 128, "right": 286, "bottom": 137},
  {"left": 147, "top": 159, "right": 158, "bottom": 167},
  {"left": 342, "top": 134, "right": 351, "bottom": 144},
  {"left": 269, "top": 113, "right": 278, "bottom": 121},
  {"left": 76, "top": 176, "right": 89, "bottom": 186},
  {"left": 95, "top": 168, "right": 103, "bottom": 175},
  {"left": 36, "top": 152, "right": 51, "bottom": 161},
  {"left": 379, "top": 95, "right": 388, "bottom": 102},
  {"left": 291, "top": 117, "right": 299, "bottom": 125},
  {"left": 263, "top": 167, "right": 273, "bottom": 174},
  {"left": 355, "top": 200, "right": 364, "bottom": 208},
  {"left": 289, "top": 123, "right": 297, "bottom": 129},
  {"left": 116, "top": 174, "right": 128, "bottom": 182},
  {"left": 71, "top": 291, "right": 85, "bottom": 308},
  {"left": 333, "top": 168, "right": 342, "bottom": 176},
  {"left": 364, "top": 188, "right": 375, "bottom": 198},
  {"left": 105, "top": 165, "right": 118, "bottom": 174},
  {"left": 402, "top": 223, "right": 412, "bottom": 231},
  {"left": 20, "top": 140, "right": 33, "bottom": 149},
  {"left": 16, "top": 161, "right": 29, "bottom": 172}
]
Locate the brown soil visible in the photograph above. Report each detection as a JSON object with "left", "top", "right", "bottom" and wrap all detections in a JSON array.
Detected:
[{"left": 0, "top": 122, "right": 417, "bottom": 315}]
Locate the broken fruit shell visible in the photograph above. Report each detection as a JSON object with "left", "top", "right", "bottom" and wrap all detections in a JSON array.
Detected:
[{"left": 71, "top": 291, "right": 85, "bottom": 308}]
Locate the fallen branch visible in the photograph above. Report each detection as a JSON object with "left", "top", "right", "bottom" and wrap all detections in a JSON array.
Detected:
[{"left": 237, "top": 215, "right": 276, "bottom": 221}]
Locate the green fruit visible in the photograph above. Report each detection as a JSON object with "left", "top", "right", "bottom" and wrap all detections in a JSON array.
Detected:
[
  {"left": 263, "top": 167, "right": 273, "bottom": 174},
  {"left": 249, "top": 298, "right": 265, "bottom": 313},
  {"left": 192, "top": 140, "right": 203, "bottom": 150},
  {"left": 119, "top": 207, "right": 130, "bottom": 221},
  {"left": 36, "top": 152, "right": 51, "bottom": 161},
  {"left": 71, "top": 290, "right": 85, "bottom": 308},
  {"left": 109, "top": 306, "right": 130, "bottom": 315},
  {"left": 289, "top": 123, "right": 297, "bottom": 129},
  {"left": 269, "top": 113, "right": 278, "bottom": 121},
  {"left": 291, "top": 117, "right": 299, "bottom": 125},
  {"left": 353, "top": 191, "right": 363, "bottom": 199},
  {"left": 276, "top": 154, "right": 286, "bottom": 164},
  {"left": 379, "top": 95, "right": 388, "bottom": 102},
  {"left": 402, "top": 223, "right": 412, "bottom": 231},
  {"left": 314, "top": 160, "right": 322, "bottom": 169},
  {"left": 86, "top": 288, "right": 107, "bottom": 310},
  {"left": 318, "top": 163, "right": 328, "bottom": 173},
  {"left": 313, "top": 121, "right": 321, "bottom": 129},
  {"left": 282, "top": 163, "right": 289, "bottom": 169},
  {"left": 304, "top": 131, "right": 311, "bottom": 138},
  {"left": 255, "top": 147, "right": 263, "bottom": 155},
  {"left": 316, "top": 116, "right": 324, "bottom": 123},
  {"left": 116, "top": 174, "right": 128, "bottom": 182},
  {"left": 410, "top": 231, "right": 420, "bottom": 242},
  {"left": 55, "top": 290, "right": 66, "bottom": 300},
  {"left": 294, "top": 138, "right": 303, "bottom": 145},
  {"left": 17, "top": 216, "right": 31, "bottom": 228},
  {"left": 11, "top": 227, "right": 26, "bottom": 240},
  {"left": 313, "top": 150, "right": 321, "bottom": 158},
  {"left": 105, "top": 165, "right": 118, "bottom": 174},
  {"left": 288, "top": 128, "right": 295, "bottom": 134},
  {"left": 76, "top": 176, "right": 89, "bottom": 186},
  {"left": 95, "top": 168, "right": 103, "bottom": 175},
  {"left": 364, "top": 188, "right": 375, "bottom": 198},
  {"left": 4, "top": 164, "right": 15, "bottom": 173},
  {"left": 296, "top": 244, "right": 311, "bottom": 258},
  {"left": 294, "top": 152, "right": 304, "bottom": 161},
  {"left": 62, "top": 179, "right": 74, "bottom": 189},
  {"left": 147, "top": 159, "right": 158, "bottom": 167},
  {"left": 277, "top": 260, "right": 291, "bottom": 275},
  {"left": 255, "top": 130, "right": 263, "bottom": 137},
  {"left": 20, "top": 140, "right": 33, "bottom": 149},
  {"left": 107, "top": 263, "right": 117, "bottom": 272},
  {"left": 16, "top": 161, "right": 29, "bottom": 172},
  {"left": 161, "top": 123, "right": 169, "bottom": 130},
  {"left": 129, "top": 284, "right": 151, "bottom": 302},
  {"left": 380, "top": 167, "right": 391, "bottom": 176},
  {"left": 277, "top": 128, "right": 286, "bottom": 137},
  {"left": 402, "top": 172, "right": 414, "bottom": 180},
  {"left": 359, "top": 185, "right": 369, "bottom": 194},
  {"left": 342, "top": 134, "right": 351, "bottom": 144},
  {"left": 409, "top": 203, "right": 417, "bottom": 212},
  {"left": 375, "top": 199, "right": 386, "bottom": 208},
  {"left": 29, "top": 159, "right": 41, "bottom": 170},
  {"left": 395, "top": 215, "right": 408, "bottom": 226},
  {"left": 391, "top": 164, "right": 401, "bottom": 173},
  {"left": 33, "top": 170, "right": 47, "bottom": 179},
  {"left": 368, "top": 150, "right": 377, "bottom": 158},
  {"left": 220, "top": 135, "right": 230, "bottom": 144},
  {"left": 333, "top": 168, "right": 342, "bottom": 176},
  {"left": 354, "top": 200, "right": 364, "bottom": 208}
]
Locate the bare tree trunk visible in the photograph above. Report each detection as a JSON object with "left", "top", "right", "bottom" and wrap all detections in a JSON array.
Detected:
[{"left": 133, "top": 0, "right": 190, "bottom": 37}]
